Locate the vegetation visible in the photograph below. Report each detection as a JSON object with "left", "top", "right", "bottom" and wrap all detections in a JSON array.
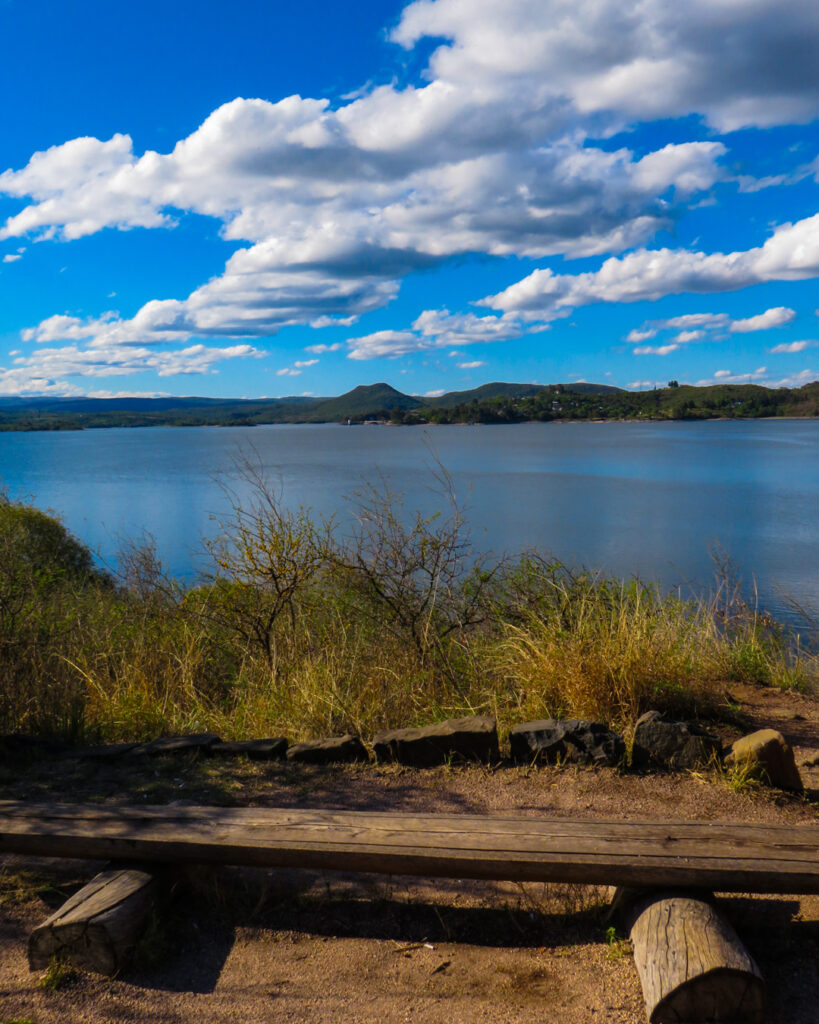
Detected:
[
  {"left": 1, "top": 379, "right": 816, "bottom": 432},
  {"left": 417, "top": 381, "right": 819, "bottom": 425},
  {"left": 0, "top": 478, "right": 815, "bottom": 746}
]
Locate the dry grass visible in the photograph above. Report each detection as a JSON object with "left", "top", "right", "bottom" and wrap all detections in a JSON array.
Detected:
[{"left": 1, "top": 484, "right": 816, "bottom": 746}]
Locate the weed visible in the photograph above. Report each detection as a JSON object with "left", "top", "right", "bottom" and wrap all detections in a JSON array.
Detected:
[
  {"left": 39, "top": 957, "right": 79, "bottom": 992},
  {"left": 604, "top": 925, "right": 632, "bottom": 961}
]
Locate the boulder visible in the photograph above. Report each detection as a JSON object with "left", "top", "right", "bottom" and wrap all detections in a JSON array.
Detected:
[
  {"left": 725, "top": 729, "right": 803, "bottom": 792},
  {"left": 286, "top": 734, "right": 368, "bottom": 765},
  {"left": 509, "top": 719, "right": 625, "bottom": 767},
  {"left": 631, "top": 711, "right": 720, "bottom": 770},
  {"left": 210, "top": 737, "right": 288, "bottom": 761},
  {"left": 372, "top": 716, "right": 499, "bottom": 767},
  {"left": 126, "top": 734, "right": 222, "bottom": 758}
]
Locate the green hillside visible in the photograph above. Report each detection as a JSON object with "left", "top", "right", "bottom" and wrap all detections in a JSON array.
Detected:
[
  {"left": 307, "top": 383, "right": 424, "bottom": 422},
  {"left": 0, "top": 379, "right": 816, "bottom": 431}
]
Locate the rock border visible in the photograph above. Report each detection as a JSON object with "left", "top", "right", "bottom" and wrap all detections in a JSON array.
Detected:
[{"left": 0, "top": 712, "right": 806, "bottom": 791}]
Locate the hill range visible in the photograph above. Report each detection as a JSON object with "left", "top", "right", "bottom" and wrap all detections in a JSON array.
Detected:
[{"left": 0, "top": 379, "right": 816, "bottom": 430}]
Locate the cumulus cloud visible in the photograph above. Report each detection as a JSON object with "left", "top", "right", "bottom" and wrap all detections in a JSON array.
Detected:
[
  {"left": 2, "top": 1, "right": 819, "bottom": 389},
  {"left": 304, "top": 342, "right": 343, "bottom": 354},
  {"left": 458, "top": 360, "right": 486, "bottom": 368},
  {"left": 393, "top": 0, "right": 819, "bottom": 133},
  {"left": 769, "top": 340, "right": 815, "bottom": 353},
  {"left": 2, "top": 253, "right": 21, "bottom": 263},
  {"left": 488, "top": 214, "right": 819, "bottom": 318},
  {"left": 634, "top": 344, "right": 679, "bottom": 355},
  {"left": 729, "top": 306, "right": 796, "bottom": 332},
  {"left": 0, "top": 341, "right": 263, "bottom": 396},
  {"left": 347, "top": 309, "right": 525, "bottom": 359}
]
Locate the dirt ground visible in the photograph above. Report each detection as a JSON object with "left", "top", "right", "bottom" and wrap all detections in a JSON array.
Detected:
[{"left": 1, "top": 682, "right": 817, "bottom": 1024}]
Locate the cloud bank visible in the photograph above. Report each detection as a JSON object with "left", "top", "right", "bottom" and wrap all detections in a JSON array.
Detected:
[{"left": 2, "top": 0, "right": 819, "bottom": 389}]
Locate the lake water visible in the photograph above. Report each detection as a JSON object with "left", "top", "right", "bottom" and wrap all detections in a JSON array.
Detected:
[{"left": 1, "top": 420, "right": 817, "bottom": 631}]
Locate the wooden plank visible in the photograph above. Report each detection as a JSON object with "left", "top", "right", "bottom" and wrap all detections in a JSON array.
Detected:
[
  {"left": 29, "top": 866, "right": 161, "bottom": 976},
  {"left": 0, "top": 802, "right": 816, "bottom": 894}
]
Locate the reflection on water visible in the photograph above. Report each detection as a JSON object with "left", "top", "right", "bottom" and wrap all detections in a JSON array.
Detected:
[{"left": 1, "top": 419, "right": 817, "bottom": 629}]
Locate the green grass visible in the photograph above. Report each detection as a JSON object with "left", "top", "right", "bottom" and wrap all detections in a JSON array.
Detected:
[{"left": 0, "top": 481, "right": 815, "bottom": 746}]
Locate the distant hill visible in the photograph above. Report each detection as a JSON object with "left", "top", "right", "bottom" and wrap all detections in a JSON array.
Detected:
[
  {"left": 308, "top": 383, "right": 424, "bottom": 421},
  {"left": 561, "top": 382, "right": 625, "bottom": 395},
  {"left": 426, "top": 381, "right": 547, "bottom": 408},
  {"left": 0, "top": 379, "right": 815, "bottom": 430}
]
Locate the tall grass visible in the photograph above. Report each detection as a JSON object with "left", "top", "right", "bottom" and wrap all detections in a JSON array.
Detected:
[{"left": 0, "top": 480, "right": 815, "bottom": 745}]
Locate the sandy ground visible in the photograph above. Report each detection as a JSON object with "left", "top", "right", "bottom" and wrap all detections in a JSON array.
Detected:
[{"left": 0, "top": 682, "right": 816, "bottom": 1024}]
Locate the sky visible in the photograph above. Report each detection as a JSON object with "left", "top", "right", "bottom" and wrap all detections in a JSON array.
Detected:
[{"left": 1, "top": 0, "right": 819, "bottom": 400}]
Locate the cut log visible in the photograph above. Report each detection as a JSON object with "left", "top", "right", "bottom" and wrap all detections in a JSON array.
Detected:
[
  {"left": 618, "top": 889, "right": 765, "bottom": 1024},
  {"left": 29, "top": 866, "right": 161, "bottom": 976}
]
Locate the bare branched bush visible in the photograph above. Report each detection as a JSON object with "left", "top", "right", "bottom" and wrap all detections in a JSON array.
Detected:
[
  {"left": 202, "top": 451, "right": 333, "bottom": 674},
  {"left": 334, "top": 463, "right": 499, "bottom": 682}
]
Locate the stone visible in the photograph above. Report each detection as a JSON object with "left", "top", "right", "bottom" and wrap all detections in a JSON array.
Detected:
[
  {"left": 76, "top": 742, "right": 141, "bottom": 760},
  {"left": 725, "top": 729, "right": 804, "bottom": 792},
  {"left": 509, "top": 719, "right": 625, "bottom": 767},
  {"left": 126, "top": 733, "right": 222, "bottom": 758},
  {"left": 0, "top": 734, "right": 71, "bottom": 762},
  {"left": 286, "top": 734, "right": 368, "bottom": 764},
  {"left": 372, "top": 716, "right": 499, "bottom": 767},
  {"left": 798, "top": 749, "right": 819, "bottom": 769},
  {"left": 631, "top": 711, "right": 720, "bottom": 770},
  {"left": 210, "top": 737, "right": 288, "bottom": 760}
]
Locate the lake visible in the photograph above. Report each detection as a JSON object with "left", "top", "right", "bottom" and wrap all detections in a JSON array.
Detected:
[{"left": 1, "top": 420, "right": 817, "bottom": 631}]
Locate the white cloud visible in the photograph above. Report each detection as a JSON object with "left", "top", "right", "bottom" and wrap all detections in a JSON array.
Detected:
[
  {"left": 729, "top": 306, "right": 796, "bottom": 332},
  {"left": 304, "top": 342, "right": 342, "bottom": 354},
  {"left": 424, "top": 389, "right": 446, "bottom": 397},
  {"left": 293, "top": 359, "right": 318, "bottom": 368},
  {"left": 768, "top": 340, "right": 815, "bottom": 353},
  {"left": 394, "top": 0, "right": 819, "bottom": 133},
  {"left": 698, "top": 366, "right": 769, "bottom": 385},
  {"left": 672, "top": 330, "right": 704, "bottom": 343},
  {"left": 458, "top": 360, "right": 486, "bottom": 368},
  {"left": 276, "top": 367, "right": 301, "bottom": 376},
  {"left": 488, "top": 213, "right": 819, "bottom": 318},
  {"left": 0, "top": 341, "right": 262, "bottom": 396},
  {"left": 347, "top": 308, "right": 526, "bottom": 360},
  {"left": 626, "top": 327, "right": 658, "bottom": 343},
  {"left": 634, "top": 344, "right": 679, "bottom": 355},
  {"left": 2, "top": 1, "right": 819, "bottom": 390},
  {"left": 2, "top": 253, "right": 21, "bottom": 263}
]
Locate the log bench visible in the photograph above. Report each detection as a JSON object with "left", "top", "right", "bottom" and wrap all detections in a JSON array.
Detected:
[{"left": 2, "top": 801, "right": 817, "bottom": 1022}]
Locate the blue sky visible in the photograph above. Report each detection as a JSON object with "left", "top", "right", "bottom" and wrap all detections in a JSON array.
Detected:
[{"left": 1, "top": 0, "right": 818, "bottom": 399}]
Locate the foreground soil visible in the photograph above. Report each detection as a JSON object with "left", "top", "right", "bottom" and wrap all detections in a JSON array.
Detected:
[{"left": 1, "top": 682, "right": 817, "bottom": 1024}]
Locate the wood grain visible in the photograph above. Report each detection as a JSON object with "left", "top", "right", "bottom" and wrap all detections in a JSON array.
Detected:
[
  {"left": 28, "top": 866, "right": 159, "bottom": 975},
  {"left": 627, "top": 892, "right": 765, "bottom": 1023},
  {"left": 1, "top": 802, "right": 817, "bottom": 893}
]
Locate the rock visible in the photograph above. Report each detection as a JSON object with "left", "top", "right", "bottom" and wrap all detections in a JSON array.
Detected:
[
  {"left": 372, "top": 716, "right": 499, "bottom": 767},
  {"left": 76, "top": 742, "right": 141, "bottom": 760},
  {"left": 798, "top": 749, "right": 819, "bottom": 769},
  {"left": 509, "top": 719, "right": 625, "bottom": 767},
  {"left": 210, "top": 737, "right": 288, "bottom": 760},
  {"left": 0, "top": 734, "right": 72, "bottom": 762},
  {"left": 126, "top": 734, "right": 222, "bottom": 758},
  {"left": 631, "top": 711, "right": 720, "bottom": 770},
  {"left": 286, "top": 734, "right": 368, "bottom": 764},
  {"left": 725, "top": 729, "right": 804, "bottom": 791}
]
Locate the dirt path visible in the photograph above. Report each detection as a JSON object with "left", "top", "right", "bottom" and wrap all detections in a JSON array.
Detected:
[{"left": 1, "top": 684, "right": 816, "bottom": 1024}]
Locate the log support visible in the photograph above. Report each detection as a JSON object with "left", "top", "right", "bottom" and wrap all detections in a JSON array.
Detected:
[
  {"left": 614, "top": 888, "right": 765, "bottom": 1024},
  {"left": 29, "top": 865, "right": 163, "bottom": 976}
]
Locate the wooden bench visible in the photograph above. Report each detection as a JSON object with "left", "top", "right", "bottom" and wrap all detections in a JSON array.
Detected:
[
  {"left": 3, "top": 801, "right": 817, "bottom": 1022},
  {"left": 1, "top": 801, "right": 816, "bottom": 893}
]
